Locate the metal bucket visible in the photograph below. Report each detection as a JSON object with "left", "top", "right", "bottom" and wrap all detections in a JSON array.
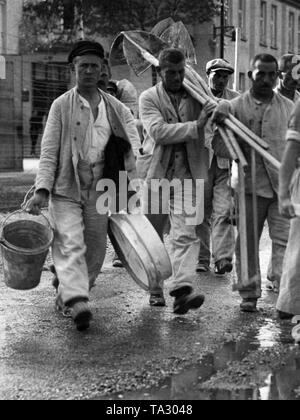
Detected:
[{"left": 0, "top": 211, "right": 53, "bottom": 290}]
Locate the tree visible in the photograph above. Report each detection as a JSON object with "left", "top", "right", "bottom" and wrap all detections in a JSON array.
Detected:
[
  {"left": 83, "top": 0, "right": 217, "bottom": 36},
  {"left": 19, "top": 0, "right": 217, "bottom": 53},
  {"left": 19, "top": 0, "right": 82, "bottom": 53}
]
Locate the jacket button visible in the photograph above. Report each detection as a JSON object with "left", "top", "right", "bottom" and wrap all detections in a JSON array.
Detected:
[
  {"left": 77, "top": 122, "right": 81, "bottom": 126},
  {"left": 74, "top": 137, "right": 77, "bottom": 141}
]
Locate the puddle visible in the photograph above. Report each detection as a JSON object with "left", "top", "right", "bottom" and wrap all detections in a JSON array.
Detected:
[
  {"left": 256, "top": 319, "right": 291, "bottom": 348},
  {"left": 259, "top": 358, "right": 300, "bottom": 400},
  {"left": 99, "top": 319, "right": 300, "bottom": 401},
  {"left": 0, "top": 316, "right": 6, "bottom": 351}
]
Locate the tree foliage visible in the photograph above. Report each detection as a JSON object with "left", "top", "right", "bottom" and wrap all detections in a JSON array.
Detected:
[
  {"left": 83, "top": 0, "right": 217, "bottom": 35},
  {"left": 19, "top": 0, "right": 217, "bottom": 52},
  {"left": 19, "top": 0, "right": 83, "bottom": 52}
]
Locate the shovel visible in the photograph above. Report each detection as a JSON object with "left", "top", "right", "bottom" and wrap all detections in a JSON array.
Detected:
[
  {"left": 110, "top": 28, "right": 278, "bottom": 159},
  {"left": 110, "top": 30, "right": 168, "bottom": 75},
  {"left": 151, "top": 17, "right": 176, "bottom": 38},
  {"left": 108, "top": 22, "right": 269, "bottom": 292},
  {"left": 152, "top": 18, "right": 197, "bottom": 65}
]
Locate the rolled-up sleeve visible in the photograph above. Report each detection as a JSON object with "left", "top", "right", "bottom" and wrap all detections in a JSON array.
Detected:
[
  {"left": 139, "top": 91, "right": 199, "bottom": 146},
  {"left": 287, "top": 100, "right": 300, "bottom": 143},
  {"left": 35, "top": 100, "right": 62, "bottom": 193}
]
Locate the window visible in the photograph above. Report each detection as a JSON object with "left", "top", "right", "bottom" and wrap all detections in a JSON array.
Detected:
[
  {"left": 260, "top": 1, "right": 267, "bottom": 45},
  {"left": 224, "top": 0, "right": 232, "bottom": 27},
  {"left": 270, "top": 5, "right": 278, "bottom": 48},
  {"left": 239, "top": 73, "right": 246, "bottom": 92},
  {"left": 63, "top": 0, "right": 75, "bottom": 30},
  {"left": 289, "top": 12, "right": 295, "bottom": 52},
  {"left": 298, "top": 16, "right": 300, "bottom": 54},
  {"left": 238, "top": 0, "right": 246, "bottom": 39},
  {"left": 0, "top": 1, "right": 6, "bottom": 54},
  {"left": 32, "top": 62, "right": 71, "bottom": 115}
]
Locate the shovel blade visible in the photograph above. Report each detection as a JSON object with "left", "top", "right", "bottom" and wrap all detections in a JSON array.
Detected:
[
  {"left": 151, "top": 17, "right": 175, "bottom": 38},
  {"left": 109, "top": 33, "right": 128, "bottom": 67},
  {"left": 110, "top": 30, "right": 168, "bottom": 75},
  {"left": 159, "top": 21, "right": 197, "bottom": 65}
]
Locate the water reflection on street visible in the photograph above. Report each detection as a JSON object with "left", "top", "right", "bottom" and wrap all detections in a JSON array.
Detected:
[
  {"left": 259, "top": 358, "right": 300, "bottom": 400},
  {"left": 103, "top": 318, "right": 300, "bottom": 401}
]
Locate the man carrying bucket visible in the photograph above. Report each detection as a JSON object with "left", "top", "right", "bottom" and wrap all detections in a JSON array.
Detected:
[{"left": 26, "top": 40, "right": 140, "bottom": 331}]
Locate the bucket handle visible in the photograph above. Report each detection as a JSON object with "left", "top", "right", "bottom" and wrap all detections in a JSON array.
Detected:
[
  {"left": 1, "top": 209, "right": 52, "bottom": 231},
  {"left": 1, "top": 184, "right": 51, "bottom": 231},
  {"left": 21, "top": 185, "right": 35, "bottom": 210},
  {"left": 20, "top": 185, "right": 48, "bottom": 213}
]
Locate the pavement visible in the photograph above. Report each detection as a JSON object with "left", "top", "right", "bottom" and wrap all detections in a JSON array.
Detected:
[
  {"left": 0, "top": 223, "right": 299, "bottom": 400},
  {"left": 0, "top": 159, "right": 38, "bottom": 212},
  {"left": 0, "top": 161, "right": 300, "bottom": 401}
]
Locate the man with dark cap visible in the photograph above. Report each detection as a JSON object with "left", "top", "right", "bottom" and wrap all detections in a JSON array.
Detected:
[
  {"left": 275, "top": 54, "right": 300, "bottom": 103},
  {"left": 26, "top": 40, "right": 140, "bottom": 332},
  {"left": 196, "top": 59, "right": 239, "bottom": 275},
  {"left": 106, "top": 80, "right": 118, "bottom": 97}
]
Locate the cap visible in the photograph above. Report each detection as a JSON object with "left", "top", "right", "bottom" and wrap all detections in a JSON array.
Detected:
[
  {"left": 206, "top": 58, "right": 234, "bottom": 75},
  {"left": 278, "top": 54, "right": 299, "bottom": 72},
  {"left": 68, "top": 40, "right": 105, "bottom": 63},
  {"left": 106, "top": 80, "right": 118, "bottom": 94}
]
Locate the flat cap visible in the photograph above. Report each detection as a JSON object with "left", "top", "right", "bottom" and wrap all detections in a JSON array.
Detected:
[
  {"left": 68, "top": 40, "right": 105, "bottom": 63},
  {"left": 206, "top": 58, "right": 234, "bottom": 75},
  {"left": 278, "top": 54, "right": 300, "bottom": 72},
  {"left": 107, "top": 80, "right": 118, "bottom": 94}
]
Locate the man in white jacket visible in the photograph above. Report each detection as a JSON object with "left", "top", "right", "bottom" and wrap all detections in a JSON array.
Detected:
[
  {"left": 139, "top": 48, "right": 215, "bottom": 314},
  {"left": 26, "top": 41, "right": 140, "bottom": 331}
]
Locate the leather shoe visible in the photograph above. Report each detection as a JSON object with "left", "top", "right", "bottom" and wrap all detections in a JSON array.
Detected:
[
  {"left": 196, "top": 263, "right": 210, "bottom": 273},
  {"left": 214, "top": 259, "right": 233, "bottom": 275},
  {"left": 69, "top": 301, "right": 92, "bottom": 331},
  {"left": 171, "top": 287, "right": 205, "bottom": 315},
  {"left": 277, "top": 310, "right": 294, "bottom": 320},
  {"left": 240, "top": 298, "right": 258, "bottom": 313},
  {"left": 150, "top": 294, "right": 166, "bottom": 307}
]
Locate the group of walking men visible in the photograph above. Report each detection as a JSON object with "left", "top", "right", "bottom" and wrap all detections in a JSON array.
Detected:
[{"left": 27, "top": 39, "right": 300, "bottom": 332}]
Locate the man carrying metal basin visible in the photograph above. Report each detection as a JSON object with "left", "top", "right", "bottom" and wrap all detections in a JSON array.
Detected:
[
  {"left": 26, "top": 40, "right": 140, "bottom": 332},
  {"left": 139, "top": 48, "right": 215, "bottom": 314}
]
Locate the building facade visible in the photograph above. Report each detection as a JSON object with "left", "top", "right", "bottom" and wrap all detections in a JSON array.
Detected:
[
  {"left": 3, "top": 0, "right": 300, "bottom": 168},
  {"left": 0, "top": 0, "right": 22, "bottom": 54},
  {"left": 191, "top": 0, "right": 300, "bottom": 91},
  {"left": 0, "top": 0, "right": 23, "bottom": 171}
]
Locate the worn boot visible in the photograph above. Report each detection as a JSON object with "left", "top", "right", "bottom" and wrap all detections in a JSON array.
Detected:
[
  {"left": 170, "top": 286, "right": 205, "bottom": 315},
  {"left": 240, "top": 298, "right": 258, "bottom": 313}
]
